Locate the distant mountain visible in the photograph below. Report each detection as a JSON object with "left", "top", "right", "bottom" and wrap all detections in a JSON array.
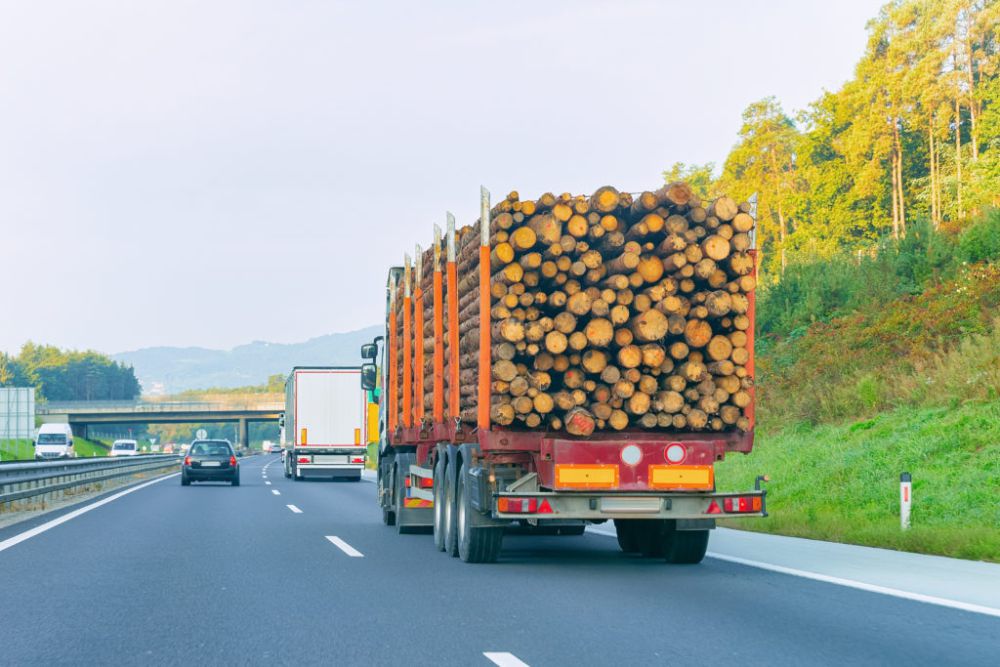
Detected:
[{"left": 114, "top": 325, "right": 382, "bottom": 394}]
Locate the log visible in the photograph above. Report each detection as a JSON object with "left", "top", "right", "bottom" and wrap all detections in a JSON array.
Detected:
[
  {"left": 630, "top": 309, "right": 669, "bottom": 342},
  {"left": 683, "top": 319, "right": 713, "bottom": 348},
  {"left": 564, "top": 407, "right": 596, "bottom": 436}
]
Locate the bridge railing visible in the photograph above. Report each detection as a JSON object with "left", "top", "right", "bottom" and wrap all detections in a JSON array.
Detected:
[{"left": 37, "top": 400, "right": 285, "bottom": 414}]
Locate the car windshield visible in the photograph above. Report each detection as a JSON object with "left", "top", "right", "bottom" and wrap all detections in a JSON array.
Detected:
[
  {"left": 37, "top": 434, "right": 67, "bottom": 445},
  {"left": 113, "top": 442, "right": 135, "bottom": 450},
  {"left": 191, "top": 442, "right": 231, "bottom": 457}
]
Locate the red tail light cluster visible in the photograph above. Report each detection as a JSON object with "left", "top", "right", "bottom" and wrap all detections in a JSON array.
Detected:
[
  {"left": 497, "top": 497, "right": 554, "bottom": 514},
  {"left": 183, "top": 456, "right": 191, "bottom": 466},
  {"left": 351, "top": 457, "right": 365, "bottom": 464},
  {"left": 723, "top": 496, "right": 762, "bottom": 513},
  {"left": 229, "top": 456, "right": 237, "bottom": 467},
  {"left": 297, "top": 457, "right": 310, "bottom": 464}
]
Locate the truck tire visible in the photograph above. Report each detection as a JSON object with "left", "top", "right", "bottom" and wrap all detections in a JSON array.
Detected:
[
  {"left": 283, "top": 459, "right": 292, "bottom": 479},
  {"left": 443, "top": 455, "right": 460, "bottom": 557},
  {"left": 665, "top": 529, "right": 709, "bottom": 564},
  {"left": 614, "top": 520, "right": 640, "bottom": 552},
  {"left": 432, "top": 452, "right": 447, "bottom": 552},
  {"left": 380, "top": 467, "right": 396, "bottom": 526},
  {"left": 457, "top": 459, "right": 503, "bottom": 563},
  {"left": 638, "top": 520, "right": 668, "bottom": 558}
]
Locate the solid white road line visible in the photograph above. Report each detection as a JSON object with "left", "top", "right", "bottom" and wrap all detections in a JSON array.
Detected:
[
  {"left": 484, "top": 652, "right": 530, "bottom": 667},
  {"left": 271, "top": 489, "right": 281, "bottom": 496},
  {"left": 585, "top": 526, "right": 1000, "bottom": 619},
  {"left": 286, "top": 505, "right": 302, "bottom": 514},
  {"left": 705, "top": 552, "right": 1000, "bottom": 619},
  {"left": 325, "top": 535, "right": 364, "bottom": 557},
  {"left": 0, "top": 473, "right": 179, "bottom": 554}
]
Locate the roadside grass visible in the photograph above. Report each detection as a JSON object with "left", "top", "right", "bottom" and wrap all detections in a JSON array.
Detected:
[
  {"left": 715, "top": 401, "right": 1000, "bottom": 563},
  {"left": 0, "top": 439, "right": 33, "bottom": 461},
  {"left": 74, "top": 437, "right": 108, "bottom": 458}
]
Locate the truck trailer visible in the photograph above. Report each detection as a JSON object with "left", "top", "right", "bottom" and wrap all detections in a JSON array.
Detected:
[
  {"left": 362, "top": 184, "right": 766, "bottom": 563},
  {"left": 281, "top": 366, "right": 367, "bottom": 481}
]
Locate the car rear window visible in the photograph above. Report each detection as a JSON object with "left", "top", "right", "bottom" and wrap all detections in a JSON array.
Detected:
[{"left": 191, "top": 442, "right": 232, "bottom": 457}]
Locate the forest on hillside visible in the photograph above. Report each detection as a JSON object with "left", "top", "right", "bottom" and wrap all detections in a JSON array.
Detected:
[
  {"left": 671, "top": 0, "right": 999, "bottom": 278},
  {"left": 0, "top": 343, "right": 141, "bottom": 401}
]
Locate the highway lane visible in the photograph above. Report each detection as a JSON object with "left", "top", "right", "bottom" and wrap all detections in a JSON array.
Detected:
[{"left": 0, "top": 453, "right": 997, "bottom": 666}]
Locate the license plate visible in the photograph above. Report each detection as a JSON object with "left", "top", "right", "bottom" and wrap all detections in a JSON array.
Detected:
[
  {"left": 601, "top": 497, "right": 662, "bottom": 513},
  {"left": 202, "top": 461, "right": 221, "bottom": 467}
]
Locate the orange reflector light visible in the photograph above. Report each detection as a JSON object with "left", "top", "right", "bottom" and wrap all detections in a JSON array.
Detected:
[
  {"left": 648, "top": 465, "right": 714, "bottom": 490},
  {"left": 554, "top": 464, "right": 619, "bottom": 490}
]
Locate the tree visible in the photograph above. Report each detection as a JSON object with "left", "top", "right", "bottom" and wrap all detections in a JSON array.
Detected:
[{"left": 722, "top": 97, "right": 801, "bottom": 275}]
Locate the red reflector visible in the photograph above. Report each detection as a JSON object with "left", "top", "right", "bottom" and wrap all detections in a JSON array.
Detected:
[
  {"left": 351, "top": 457, "right": 365, "bottom": 464},
  {"left": 404, "top": 477, "right": 411, "bottom": 488},
  {"left": 706, "top": 500, "right": 722, "bottom": 514},
  {"left": 537, "top": 499, "right": 553, "bottom": 514},
  {"left": 297, "top": 457, "right": 310, "bottom": 464}
]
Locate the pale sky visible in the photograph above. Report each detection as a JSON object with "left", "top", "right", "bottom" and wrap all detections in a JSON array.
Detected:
[{"left": 1, "top": 0, "right": 885, "bottom": 355}]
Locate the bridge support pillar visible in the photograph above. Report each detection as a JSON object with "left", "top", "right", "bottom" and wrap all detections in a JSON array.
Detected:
[{"left": 237, "top": 418, "right": 249, "bottom": 451}]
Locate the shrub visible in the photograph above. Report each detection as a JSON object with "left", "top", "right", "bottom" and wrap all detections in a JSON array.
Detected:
[{"left": 957, "top": 209, "right": 1000, "bottom": 264}]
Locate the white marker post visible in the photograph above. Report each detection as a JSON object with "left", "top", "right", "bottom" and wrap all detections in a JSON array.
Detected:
[{"left": 900, "top": 472, "right": 912, "bottom": 530}]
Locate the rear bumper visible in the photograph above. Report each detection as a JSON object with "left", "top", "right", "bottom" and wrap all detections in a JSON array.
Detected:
[
  {"left": 494, "top": 490, "right": 766, "bottom": 521},
  {"left": 185, "top": 467, "right": 237, "bottom": 480},
  {"left": 296, "top": 464, "right": 364, "bottom": 478}
]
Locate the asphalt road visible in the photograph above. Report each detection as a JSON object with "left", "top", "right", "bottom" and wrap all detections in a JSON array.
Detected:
[{"left": 1, "top": 454, "right": 997, "bottom": 666}]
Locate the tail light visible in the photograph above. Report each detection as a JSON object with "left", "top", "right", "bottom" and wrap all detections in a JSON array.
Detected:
[
  {"left": 297, "top": 457, "right": 310, "bottom": 464},
  {"left": 351, "top": 457, "right": 365, "bottom": 464},
  {"left": 184, "top": 456, "right": 191, "bottom": 466},
  {"left": 723, "top": 496, "right": 762, "bottom": 513},
  {"left": 497, "top": 497, "right": 554, "bottom": 514},
  {"left": 230, "top": 456, "right": 237, "bottom": 466},
  {"left": 418, "top": 476, "right": 433, "bottom": 488}
]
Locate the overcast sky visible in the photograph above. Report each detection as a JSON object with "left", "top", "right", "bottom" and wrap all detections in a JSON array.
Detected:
[{"left": 1, "top": 0, "right": 884, "bottom": 355}]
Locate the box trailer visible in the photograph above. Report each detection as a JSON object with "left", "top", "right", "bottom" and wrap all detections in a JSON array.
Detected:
[{"left": 281, "top": 367, "right": 366, "bottom": 481}]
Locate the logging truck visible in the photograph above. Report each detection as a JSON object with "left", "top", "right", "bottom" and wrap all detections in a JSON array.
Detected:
[{"left": 361, "top": 183, "right": 767, "bottom": 564}]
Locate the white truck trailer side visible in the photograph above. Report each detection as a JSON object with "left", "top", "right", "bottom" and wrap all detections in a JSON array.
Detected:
[{"left": 282, "top": 366, "right": 366, "bottom": 481}]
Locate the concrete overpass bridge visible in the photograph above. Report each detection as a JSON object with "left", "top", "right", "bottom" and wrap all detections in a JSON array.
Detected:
[{"left": 36, "top": 400, "right": 284, "bottom": 449}]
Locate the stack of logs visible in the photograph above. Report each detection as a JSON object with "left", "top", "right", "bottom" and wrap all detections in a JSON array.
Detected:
[{"left": 395, "top": 182, "right": 756, "bottom": 437}]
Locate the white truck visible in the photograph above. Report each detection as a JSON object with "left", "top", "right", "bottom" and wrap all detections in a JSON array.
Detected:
[
  {"left": 281, "top": 366, "right": 366, "bottom": 481},
  {"left": 34, "top": 423, "right": 75, "bottom": 460}
]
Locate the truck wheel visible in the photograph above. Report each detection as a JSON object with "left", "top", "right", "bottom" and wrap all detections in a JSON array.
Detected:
[
  {"left": 638, "top": 521, "right": 668, "bottom": 558},
  {"left": 457, "top": 460, "right": 503, "bottom": 563},
  {"left": 432, "top": 453, "right": 447, "bottom": 552},
  {"left": 665, "top": 529, "right": 709, "bottom": 564},
  {"left": 443, "top": 455, "right": 460, "bottom": 557},
  {"left": 283, "top": 459, "right": 291, "bottom": 479},
  {"left": 614, "top": 520, "right": 640, "bottom": 552},
  {"left": 380, "top": 468, "right": 396, "bottom": 526}
]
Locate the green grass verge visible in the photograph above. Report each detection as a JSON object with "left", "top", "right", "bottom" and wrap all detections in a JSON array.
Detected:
[
  {"left": 74, "top": 437, "right": 108, "bottom": 458},
  {"left": 715, "top": 400, "right": 1000, "bottom": 562},
  {"left": 0, "top": 439, "right": 33, "bottom": 461}
]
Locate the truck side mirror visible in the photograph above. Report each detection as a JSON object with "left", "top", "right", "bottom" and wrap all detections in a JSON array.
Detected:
[
  {"left": 360, "top": 343, "right": 378, "bottom": 360},
  {"left": 361, "top": 364, "right": 377, "bottom": 391}
]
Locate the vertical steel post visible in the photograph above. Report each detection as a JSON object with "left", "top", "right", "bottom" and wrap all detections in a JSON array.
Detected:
[
  {"left": 402, "top": 255, "right": 412, "bottom": 429},
  {"left": 414, "top": 245, "right": 425, "bottom": 425},
  {"left": 446, "top": 213, "right": 460, "bottom": 422},
  {"left": 477, "top": 187, "right": 492, "bottom": 431},
  {"left": 387, "top": 273, "right": 398, "bottom": 433},
  {"left": 432, "top": 225, "right": 445, "bottom": 424}
]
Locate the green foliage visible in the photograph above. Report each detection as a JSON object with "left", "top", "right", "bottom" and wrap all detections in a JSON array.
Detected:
[
  {"left": 957, "top": 208, "right": 1000, "bottom": 263},
  {"left": 662, "top": 162, "right": 719, "bottom": 199},
  {"left": 716, "top": 401, "right": 1000, "bottom": 562},
  {"left": 0, "top": 343, "right": 141, "bottom": 401}
]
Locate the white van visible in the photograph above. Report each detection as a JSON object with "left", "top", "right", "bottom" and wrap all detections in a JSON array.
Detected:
[
  {"left": 34, "top": 423, "right": 76, "bottom": 460},
  {"left": 110, "top": 439, "right": 139, "bottom": 457}
]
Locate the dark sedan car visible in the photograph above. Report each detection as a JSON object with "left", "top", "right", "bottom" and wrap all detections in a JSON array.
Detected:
[{"left": 182, "top": 440, "right": 240, "bottom": 486}]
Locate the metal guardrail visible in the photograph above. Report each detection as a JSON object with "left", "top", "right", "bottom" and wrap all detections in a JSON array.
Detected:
[
  {"left": 37, "top": 400, "right": 284, "bottom": 414},
  {"left": 0, "top": 455, "right": 181, "bottom": 506}
]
